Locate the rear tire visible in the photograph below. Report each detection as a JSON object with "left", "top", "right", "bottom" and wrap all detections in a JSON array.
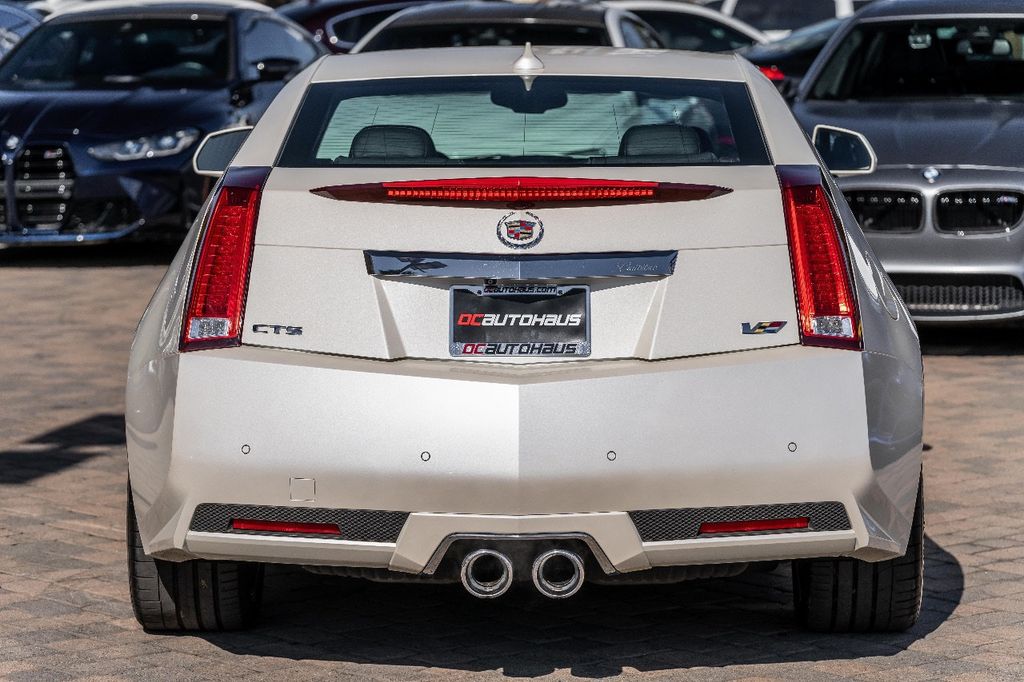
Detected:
[
  {"left": 792, "top": 476, "right": 924, "bottom": 632},
  {"left": 126, "top": 489, "right": 264, "bottom": 631}
]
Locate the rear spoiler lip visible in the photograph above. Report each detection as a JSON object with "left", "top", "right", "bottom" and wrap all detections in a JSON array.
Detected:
[{"left": 310, "top": 178, "right": 732, "bottom": 208}]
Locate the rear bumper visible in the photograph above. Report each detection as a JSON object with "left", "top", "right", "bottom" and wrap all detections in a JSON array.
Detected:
[
  {"left": 183, "top": 513, "right": 859, "bottom": 576},
  {"left": 126, "top": 345, "right": 920, "bottom": 573}
]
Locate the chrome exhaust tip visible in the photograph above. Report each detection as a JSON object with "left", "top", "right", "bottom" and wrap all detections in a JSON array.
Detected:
[
  {"left": 532, "top": 549, "right": 585, "bottom": 599},
  {"left": 460, "top": 549, "right": 513, "bottom": 599}
]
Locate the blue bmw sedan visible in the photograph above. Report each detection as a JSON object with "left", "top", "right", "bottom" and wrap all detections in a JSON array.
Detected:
[{"left": 0, "top": 0, "right": 324, "bottom": 245}]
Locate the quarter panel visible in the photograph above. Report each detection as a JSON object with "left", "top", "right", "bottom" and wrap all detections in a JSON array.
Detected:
[
  {"left": 739, "top": 57, "right": 818, "bottom": 166},
  {"left": 230, "top": 56, "right": 323, "bottom": 168},
  {"left": 823, "top": 171, "right": 923, "bottom": 552}
]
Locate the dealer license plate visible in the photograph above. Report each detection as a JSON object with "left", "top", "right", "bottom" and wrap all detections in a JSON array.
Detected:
[{"left": 450, "top": 284, "right": 590, "bottom": 357}]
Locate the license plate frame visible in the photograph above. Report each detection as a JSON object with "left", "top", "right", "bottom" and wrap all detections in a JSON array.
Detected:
[{"left": 449, "top": 284, "right": 591, "bottom": 357}]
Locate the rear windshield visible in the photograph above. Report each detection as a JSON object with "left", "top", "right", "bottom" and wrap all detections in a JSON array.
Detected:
[
  {"left": 359, "top": 23, "right": 611, "bottom": 51},
  {"left": 278, "top": 76, "right": 770, "bottom": 167},
  {"left": 810, "top": 20, "right": 1024, "bottom": 100}
]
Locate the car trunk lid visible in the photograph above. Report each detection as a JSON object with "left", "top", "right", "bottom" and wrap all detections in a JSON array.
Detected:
[{"left": 239, "top": 165, "right": 800, "bottom": 361}]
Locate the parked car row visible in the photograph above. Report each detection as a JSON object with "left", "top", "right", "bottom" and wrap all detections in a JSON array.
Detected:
[
  {"left": 3, "top": 0, "right": 1018, "bottom": 327},
  {"left": 0, "top": 0, "right": 814, "bottom": 249},
  {"left": 2, "top": 0, "right": 1007, "bottom": 639}
]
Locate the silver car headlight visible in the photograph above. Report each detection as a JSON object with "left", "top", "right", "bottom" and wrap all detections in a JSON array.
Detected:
[{"left": 88, "top": 128, "right": 200, "bottom": 162}]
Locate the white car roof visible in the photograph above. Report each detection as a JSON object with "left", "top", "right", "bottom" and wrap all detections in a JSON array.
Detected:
[
  {"left": 311, "top": 45, "right": 749, "bottom": 83},
  {"left": 52, "top": 0, "right": 270, "bottom": 17}
]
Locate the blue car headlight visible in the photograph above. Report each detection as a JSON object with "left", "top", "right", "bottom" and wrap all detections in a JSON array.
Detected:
[{"left": 88, "top": 128, "right": 200, "bottom": 162}]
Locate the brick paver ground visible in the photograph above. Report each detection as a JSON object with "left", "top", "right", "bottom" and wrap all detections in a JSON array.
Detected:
[{"left": 2, "top": 245, "right": 1024, "bottom": 681}]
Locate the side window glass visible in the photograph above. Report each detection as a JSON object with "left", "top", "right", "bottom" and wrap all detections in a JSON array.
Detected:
[
  {"left": 638, "top": 11, "right": 754, "bottom": 52},
  {"left": 240, "top": 18, "right": 318, "bottom": 80},
  {"left": 329, "top": 8, "right": 399, "bottom": 49},
  {"left": 638, "top": 22, "right": 664, "bottom": 48},
  {"left": 621, "top": 19, "right": 662, "bottom": 48},
  {"left": 621, "top": 20, "right": 642, "bottom": 48}
]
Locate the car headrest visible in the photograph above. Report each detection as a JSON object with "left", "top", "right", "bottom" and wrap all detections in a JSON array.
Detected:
[
  {"left": 619, "top": 124, "right": 711, "bottom": 157},
  {"left": 349, "top": 125, "right": 440, "bottom": 159}
]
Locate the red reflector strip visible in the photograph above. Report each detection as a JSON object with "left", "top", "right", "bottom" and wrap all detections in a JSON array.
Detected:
[
  {"left": 312, "top": 177, "right": 730, "bottom": 206},
  {"left": 231, "top": 519, "right": 342, "bottom": 535},
  {"left": 699, "top": 517, "right": 809, "bottom": 535}
]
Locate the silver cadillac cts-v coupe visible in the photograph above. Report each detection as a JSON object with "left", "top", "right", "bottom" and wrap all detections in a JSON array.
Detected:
[{"left": 125, "top": 44, "right": 925, "bottom": 632}]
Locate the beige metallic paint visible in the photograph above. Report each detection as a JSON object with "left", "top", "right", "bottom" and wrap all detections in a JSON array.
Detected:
[{"left": 127, "top": 48, "right": 923, "bottom": 577}]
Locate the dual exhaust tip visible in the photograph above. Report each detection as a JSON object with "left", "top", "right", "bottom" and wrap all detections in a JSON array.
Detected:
[{"left": 460, "top": 548, "right": 584, "bottom": 599}]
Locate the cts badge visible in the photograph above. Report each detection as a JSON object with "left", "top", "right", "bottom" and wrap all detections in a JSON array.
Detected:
[
  {"left": 497, "top": 211, "right": 543, "bottom": 249},
  {"left": 252, "top": 324, "right": 303, "bottom": 335},
  {"left": 742, "top": 320, "right": 787, "bottom": 334}
]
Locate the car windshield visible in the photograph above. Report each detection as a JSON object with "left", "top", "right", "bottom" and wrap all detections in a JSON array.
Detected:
[
  {"left": 359, "top": 23, "right": 610, "bottom": 51},
  {"left": 731, "top": 0, "right": 833, "bottom": 32},
  {"left": 278, "top": 76, "right": 770, "bottom": 167},
  {"left": 810, "top": 20, "right": 1024, "bottom": 100},
  {"left": 747, "top": 18, "right": 841, "bottom": 55},
  {"left": 0, "top": 18, "right": 230, "bottom": 90},
  {"left": 635, "top": 11, "right": 757, "bottom": 52}
]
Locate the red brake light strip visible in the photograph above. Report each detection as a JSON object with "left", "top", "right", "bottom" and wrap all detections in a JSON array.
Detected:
[
  {"left": 312, "top": 177, "right": 730, "bottom": 206},
  {"left": 758, "top": 65, "right": 786, "bottom": 82}
]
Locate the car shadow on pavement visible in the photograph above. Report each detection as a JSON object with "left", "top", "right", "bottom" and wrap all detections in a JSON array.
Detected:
[
  {"left": 919, "top": 326, "right": 1024, "bottom": 356},
  {"left": 195, "top": 535, "right": 961, "bottom": 676},
  {"left": 0, "top": 413, "right": 124, "bottom": 485},
  {"left": 0, "top": 243, "right": 179, "bottom": 268}
]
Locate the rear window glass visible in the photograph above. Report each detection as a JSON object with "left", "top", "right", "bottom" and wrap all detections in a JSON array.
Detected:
[
  {"left": 811, "top": 20, "right": 1024, "bottom": 100},
  {"left": 359, "top": 23, "right": 610, "bottom": 51},
  {"left": 278, "top": 76, "right": 770, "bottom": 167}
]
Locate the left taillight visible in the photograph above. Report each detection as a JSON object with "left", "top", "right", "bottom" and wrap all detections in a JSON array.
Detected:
[
  {"left": 180, "top": 166, "right": 270, "bottom": 352},
  {"left": 779, "top": 165, "right": 862, "bottom": 351}
]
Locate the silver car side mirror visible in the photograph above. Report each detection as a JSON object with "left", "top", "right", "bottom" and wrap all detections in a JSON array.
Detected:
[
  {"left": 192, "top": 126, "right": 254, "bottom": 178},
  {"left": 812, "top": 125, "right": 877, "bottom": 177}
]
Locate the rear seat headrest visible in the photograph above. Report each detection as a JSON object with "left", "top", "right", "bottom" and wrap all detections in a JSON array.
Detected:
[
  {"left": 619, "top": 124, "right": 711, "bottom": 157},
  {"left": 349, "top": 125, "right": 440, "bottom": 159}
]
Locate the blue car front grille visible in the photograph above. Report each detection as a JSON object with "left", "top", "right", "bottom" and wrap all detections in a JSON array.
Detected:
[{"left": 15, "top": 145, "right": 74, "bottom": 229}]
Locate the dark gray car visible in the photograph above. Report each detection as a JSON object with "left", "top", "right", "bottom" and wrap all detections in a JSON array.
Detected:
[{"left": 792, "top": 0, "right": 1024, "bottom": 323}]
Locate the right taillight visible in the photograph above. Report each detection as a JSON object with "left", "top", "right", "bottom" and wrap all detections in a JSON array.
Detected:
[
  {"left": 779, "top": 165, "right": 862, "bottom": 351},
  {"left": 180, "top": 166, "right": 270, "bottom": 352},
  {"left": 758, "top": 65, "right": 786, "bottom": 82}
]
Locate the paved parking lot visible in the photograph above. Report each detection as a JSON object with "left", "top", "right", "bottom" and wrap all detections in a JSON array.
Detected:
[{"left": 2, "top": 246, "right": 1024, "bottom": 681}]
